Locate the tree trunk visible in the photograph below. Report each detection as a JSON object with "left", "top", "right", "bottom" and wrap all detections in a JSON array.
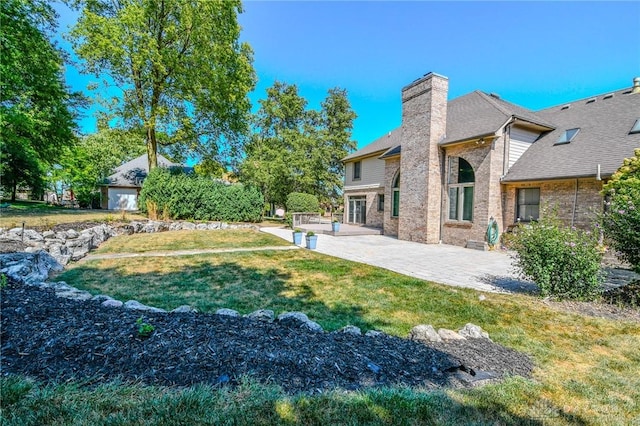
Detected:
[
  {"left": 11, "top": 182, "right": 17, "bottom": 201},
  {"left": 147, "top": 126, "right": 158, "bottom": 170}
]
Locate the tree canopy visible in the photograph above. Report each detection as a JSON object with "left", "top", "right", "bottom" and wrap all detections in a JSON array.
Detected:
[
  {"left": 241, "top": 82, "right": 357, "bottom": 209},
  {"left": 0, "top": 0, "right": 78, "bottom": 200},
  {"left": 69, "top": 0, "right": 256, "bottom": 171}
]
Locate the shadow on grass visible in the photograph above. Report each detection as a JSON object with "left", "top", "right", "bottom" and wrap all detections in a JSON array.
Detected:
[
  {"left": 0, "top": 375, "right": 591, "bottom": 426},
  {"left": 56, "top": 258, "right": 388, "bottom": 332}
]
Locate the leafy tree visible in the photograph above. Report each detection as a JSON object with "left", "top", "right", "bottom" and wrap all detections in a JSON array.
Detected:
[
  {"left": 68, "top": 0, "right": 256, "bottom": 172},
  {"left": 0, "top": 0, "right": 78, "bottom": 200},
  {"left": 241, "top": 82, "right": 356, "bottom": 210},
  {"left": 601, "top": 148, "right": 640, "bottom": 272},
  {"left": 53, "top": 125, "right": 147, "bottom": 207}
]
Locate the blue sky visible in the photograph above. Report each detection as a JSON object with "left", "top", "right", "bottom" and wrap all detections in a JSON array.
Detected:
[{"left": 55, "top": 1, "right": 640, "bottom": 150}]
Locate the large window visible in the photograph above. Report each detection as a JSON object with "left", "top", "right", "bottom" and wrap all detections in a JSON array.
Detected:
[
  {"left": 448, "top": 157, "right": 474, "bottom": 222},
  {"left": 353, "top": 161, "right": 361, "bottom": 180},
  {"left": 517, "top": 188, "right": 540, "bottom": 222},
  {"left": 392, "top": 172, "right": 400, "bottom": 217}
]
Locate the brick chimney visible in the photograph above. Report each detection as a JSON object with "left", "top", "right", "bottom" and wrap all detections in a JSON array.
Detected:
[{"left": 398, "top": 73, "right": 448, "bottom": 243}]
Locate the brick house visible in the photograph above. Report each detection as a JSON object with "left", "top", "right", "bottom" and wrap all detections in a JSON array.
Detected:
[{"left": 342, "top": 73, "right": 640, "bottom": 249}]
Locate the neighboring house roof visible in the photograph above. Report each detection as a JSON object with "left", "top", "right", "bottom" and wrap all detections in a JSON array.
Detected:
[
  {"left": 104, "top": 153, "right": 182, "bottom": 188},
  {"left": 503, "top": 87, "right": 640, "bottom": 182}
]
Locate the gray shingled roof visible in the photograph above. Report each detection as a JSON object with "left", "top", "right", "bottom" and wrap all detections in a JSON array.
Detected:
[
  {"left": 344, "top": 91, "right": 554, "bottom": 161},
  {"left": 104, "top": 154, "right": 181, "bottom": 187},
  {"left": 441, "top": 91, "right": 554, "bottom": 146},
  {"left": 503, "top": 88, "right": 640, "bottom": 182},
  {"left": 343, "top": 128, "right": 401, "bottom": 161}
]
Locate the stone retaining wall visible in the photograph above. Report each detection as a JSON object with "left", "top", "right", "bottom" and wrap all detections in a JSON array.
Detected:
[{"left": 0, "top": 221, "right": 259, "bottom": 265}]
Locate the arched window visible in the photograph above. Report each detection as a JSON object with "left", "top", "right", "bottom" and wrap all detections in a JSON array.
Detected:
[
  {"left": 448, "top": 157, "right": 474, "bottom": 221},
  {"left": 392, "top": 171, "right": 400, "bottom": 217}
]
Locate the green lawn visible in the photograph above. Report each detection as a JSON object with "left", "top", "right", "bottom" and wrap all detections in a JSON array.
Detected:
[
  {"left": 0, "top": 200, "right": 146, "bottom": 229},
  {"left": 3, "top": 229, "right": 639, "bottom": 425},
  {"left": 93, "top": 228, "right": 291, "bottom": 254}
]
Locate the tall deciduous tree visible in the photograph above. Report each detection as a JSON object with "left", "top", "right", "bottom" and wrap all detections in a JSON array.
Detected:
[
  {"left": 53, "top": 125, "right": 147, "bottom": 206},
  {"left": 241, "top": 82, "right": 356, "bottom": 210},
  {"left": 0, "top": 0, "right": 78, "bottom": 200},
  {"left": 68, "top": 0, "right": 256, "bottom": 172}
]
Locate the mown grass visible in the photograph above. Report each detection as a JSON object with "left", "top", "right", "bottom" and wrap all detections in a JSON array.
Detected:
[
  {"left": 93, "top": 229, "right": 291, "bottom": 254},
  {"left": 3, "top": 229, "right": 640, "bottom": 425},
  {"left": 0, "top": 201, "right": 146, "bottom": 229}
]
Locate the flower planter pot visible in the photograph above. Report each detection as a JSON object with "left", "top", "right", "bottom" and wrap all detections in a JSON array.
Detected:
[
  {"left": 292, "top": 231, "right": 302, "bottom": 245},
  {"left": 332, "top": 222, "right": 340, "bottom": 232},
  {"left": 305, "top": 235, "right": 318, "bottom": 249}
]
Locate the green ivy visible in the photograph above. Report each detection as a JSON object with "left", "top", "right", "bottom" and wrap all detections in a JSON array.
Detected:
[{"left": 138, "top": 168, "right": 263, "bottom": 222}]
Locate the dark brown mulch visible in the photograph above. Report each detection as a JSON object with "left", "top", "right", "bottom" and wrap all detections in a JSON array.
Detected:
[
  {"left": 0, "top": 281, "right": 533, "bottom": 394},
  {"left": 602, "top": 280, "right": 640, "bottom": 309}
]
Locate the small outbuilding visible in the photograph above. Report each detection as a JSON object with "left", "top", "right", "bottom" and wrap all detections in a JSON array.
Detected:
[{"left": 100, "top": 154, "right": 182, "bottom": 211}]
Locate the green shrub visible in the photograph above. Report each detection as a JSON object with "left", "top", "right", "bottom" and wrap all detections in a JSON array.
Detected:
[
  {"left": 601, "top": 148, "right": 640, "bottom": 273},
  {"left": 509, "top": 211, "right": 603, "bottom": 300},
  {"left": 286, "top": 192, "right": 319, "bottom": 213},
  {"left": 139, "top": 168, "right": 264, "bottom": 222}
]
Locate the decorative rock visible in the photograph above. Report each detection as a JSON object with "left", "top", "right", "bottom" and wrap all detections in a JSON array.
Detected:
[
  {"left": 207, "top": 223, "right": 220, "bottom": 230},
  {"left": 92, "top": 295, "right": 114, "bottom": 302},
  {"left": 172, "top": 305, "right": 198, "bottom": 313},
  {"left": 438, "top": 328, "right": 466, "bottom": 341},
  {"left": 0, "top": 251, "right": 63, "bottom": 285},
  {"left": 216, "top": 308, "right": 240, "bottom": 317},
  {"left": 338, "top": 325, "right": 362, "bottom": 335},
  {"left": 277, "top": 312, "right": 309, "bottom": 322},
  {"left": 301, "top": 320, "right": 323, "bottom": 332},
  {"left": 181, "top": 222, "right": 197, "bottom": 230},
  {"left": 124, "top": 300, "right": 163, "bottom": 311},
  {"left": 409, "top": 324, "right": 443, "bottom": 343},
  {"left": 196, "top": 224, "right": 208, "bottom": 230},
  {"left": 42, "top": 230, "right": 56, "bottom": 239},
  {"left": 56, "top": 289, "right": 93, "bottom": 301},
  {"left": 458, "top": 323, "right": 491, "bottom": 340},
  {"left": 102, "top": 299, "right": 124, "bottom": 308},
  {"left": 246, "top": 309, "right": 275, "bottom": 322},
  {"left": 365, "top": 330, "right": 385, "bottom": 338},
  {"left": 65, "top": 229, "right": 79, "bottom": 239}
]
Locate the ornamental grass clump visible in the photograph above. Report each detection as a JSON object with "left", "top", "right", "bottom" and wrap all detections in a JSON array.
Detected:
[{"left": 509, "top": 212, "right": 603, "bottom": 300}]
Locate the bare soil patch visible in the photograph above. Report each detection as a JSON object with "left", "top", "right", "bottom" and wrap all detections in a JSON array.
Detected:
[{"left": 1, "top": 280, "right": 533, "bottom": 394}]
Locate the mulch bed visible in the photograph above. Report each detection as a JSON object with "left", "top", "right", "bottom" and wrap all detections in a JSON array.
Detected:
[{"left": 1, "top": 280, "right": 533, "bottom": 394}]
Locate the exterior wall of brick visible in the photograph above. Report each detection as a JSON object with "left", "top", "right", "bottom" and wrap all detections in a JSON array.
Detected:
[
  {"left": 503, "top": 178, "right": 604, "bottom": 229},
  {"left": 441, "top": 134, "right": 507, "bottom": 247},
  {"left": 398, "top": 73, "right": 448, "bottom": 243},
  {"left": 342, "top": 189, "right": 385, "bottom": 228},
  {"left": 383, "top": 157, "right": 401, "bottom": 236}
]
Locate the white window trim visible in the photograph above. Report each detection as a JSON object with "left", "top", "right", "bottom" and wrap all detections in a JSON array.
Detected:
[{"left": 448, "top": 183, "right": 474, "bottom": 222}]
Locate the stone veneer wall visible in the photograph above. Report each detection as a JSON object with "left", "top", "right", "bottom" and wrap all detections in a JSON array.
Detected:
[
  {"left": 503, "top": 178, "right": 604, "bottom": 229},
  {"left": 398, "top": 73, "right": 448, "bottom": 243},
  {"left": 442, "top": 135, "right": 507, "bottom": 247},
  {"left": 383, "top": 158, "right": 401, "bottom": 236}
]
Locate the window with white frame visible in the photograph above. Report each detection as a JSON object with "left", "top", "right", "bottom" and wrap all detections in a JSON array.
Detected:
[
  {"left": 448, "top": 157, "right": 474, "bottom": 222},
  {"left": 392, "top": 172, "right": 400, "bottom": 217},
  {"left": 378, "top": 194, "right": 384, "bottom": 212},
  {"left": 517, "top": 188, "right": 540, "bottom": 222}
]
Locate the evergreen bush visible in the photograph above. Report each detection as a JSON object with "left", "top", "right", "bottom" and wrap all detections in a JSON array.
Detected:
[{"left": 139, "top": 168, "right": 263, "bottom": 222}]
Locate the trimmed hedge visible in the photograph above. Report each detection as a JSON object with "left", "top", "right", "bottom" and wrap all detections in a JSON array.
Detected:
[
  {"left": 138, "top": 168, "right": 264, "bottom": 222},
  {"left": 286, "top": 192, "right": 319, "bottom": 213}
]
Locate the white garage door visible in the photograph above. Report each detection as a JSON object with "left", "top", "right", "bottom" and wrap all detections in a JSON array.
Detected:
[{"left": 108, "top": 188, "right": 139, "bottom": 210}]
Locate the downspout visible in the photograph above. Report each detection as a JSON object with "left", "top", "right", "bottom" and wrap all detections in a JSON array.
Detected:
[{"left": 571, "top": 179, "right": 579, "bottom": 227}]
